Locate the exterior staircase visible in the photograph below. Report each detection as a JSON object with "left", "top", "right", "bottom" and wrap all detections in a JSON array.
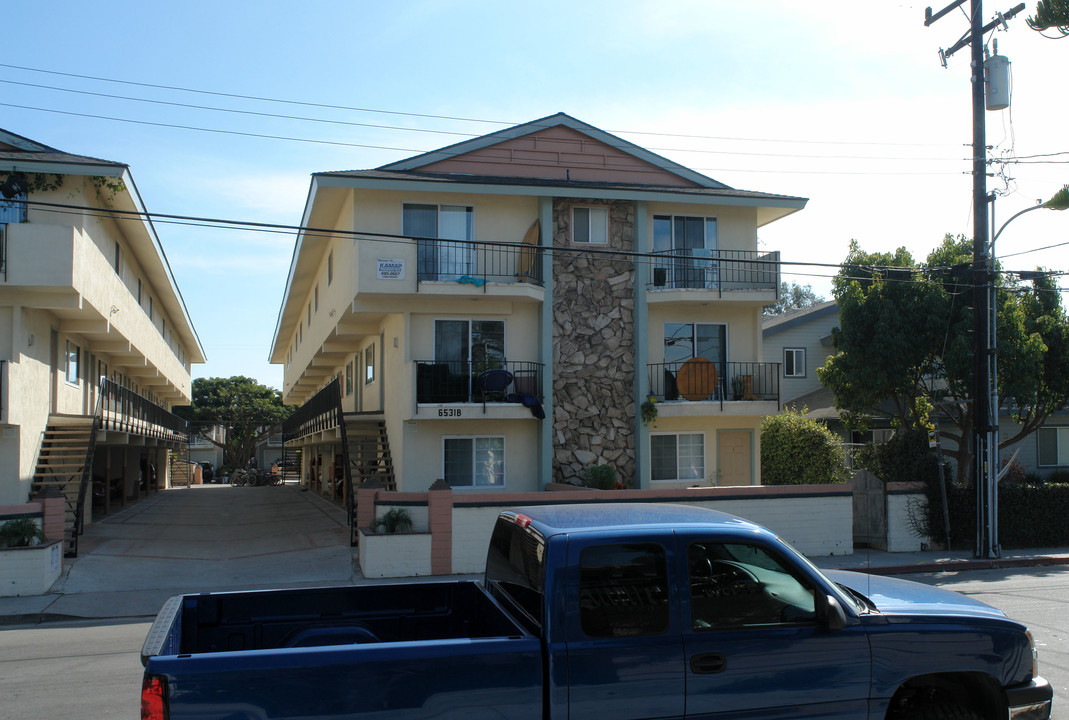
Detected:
[
  {"left": 342, "top": 415, "right": 396, "bottom": 491},
  {"left": 31, "top": 415, "right": 97, "bottom": 556},
  {"left": 169, "top": 444, "right": 196, "bottom": 487}
]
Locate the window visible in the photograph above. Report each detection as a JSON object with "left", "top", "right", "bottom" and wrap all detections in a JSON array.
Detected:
[
  {"left": 113, "top": 241, "right": 122, "bottom": 275},
  {"left": 148, "top": 296, "right": 153, "bottom": 322},
  {"left": 784, "top": 348, "right": 806, "bottom": 378},
  {"left": 572, "top": 206, "right": 608, "bottom": 244},
  {"left": 403, "top": 203, "right": 474, "bottom": 280},
  {"left": 651, "top": 433, "right": 705, "bottom": 482},
  {"left": 65, "top": 340, "right": 80, "bottom": 385},
  {"left": 664, "top": 323, "right": 726, "bottom": 400},
  {"left": 327, "top": 250, "right": 334, "bottom": 285},
  {"left": 345, "top": 361, "right": 353, "bottom": 396},
  {"left": 579, "top": 543, "right": 669, "bottom": 637},
  {"left": 687, "top": 541, "right": 815, "bottom": 630},
  {"left": 0, "top": 185, "right": 27, "bottom": 223},
  {"left": 1038, "top": 426, "right": 1069, "bottom": 467},
  {"left": 364, "top": 343, "right": 376, "bottom": 384},
  {"left": 435, "top": 319, "right": 505, "bottom": 373},
  {"left": 314, "top": 284, "right": 319, "bottom": 312},
  {"left": 444, "top": 436, "right": 504, "bottom": 487},
  {"left": 307, "top": 302, "right": 311, "bottom": 326},
  {"left": 652, "top": 215, "right": 718, "bottom": 288},
  {"left": 137, "top": 278, "right": 143, "bottom": 304}
]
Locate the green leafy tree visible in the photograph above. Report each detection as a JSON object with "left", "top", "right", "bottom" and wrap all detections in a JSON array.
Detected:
[
  {"left": 760, "top": 407, "right": 850, "bottom": 485},
  {"left": 818, "top": 235, "right": 1069, "bottom": 484},
  {"left": 763, "top": 281, "right": 825, "bottom": 316},
  {"left": 1028, "top": 0, "right": 1069, "bottom": 36},
  {"left": 175, "top": 377, "right": 293, "bottom": 470}
]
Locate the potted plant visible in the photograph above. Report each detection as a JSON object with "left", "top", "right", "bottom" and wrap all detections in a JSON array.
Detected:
[
  {"left": 1, "top": 518, "right": 46, "bottom": 547},
  {"left": 640, "top": 394, "right": 658, "bottom": 427},
  {"left": 731, "top": 375, "right": 745, "bottom": 400},
  {"left": 373, "top": 507, "right": 414, "bottom": 534},
  {"left": 582, "top": 464, "right": 618, "bottom": 490}
]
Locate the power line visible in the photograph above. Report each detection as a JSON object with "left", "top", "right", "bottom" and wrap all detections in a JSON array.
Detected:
[
  {"left": 20, "top": 198, "right": 1059, "bottom": 286},
  {"left": 0, "top": 62, "right": 959, "bottom": 150}
]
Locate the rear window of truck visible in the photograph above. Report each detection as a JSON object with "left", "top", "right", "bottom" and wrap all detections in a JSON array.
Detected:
[{"left": 486, "top": 517, "right": 546, "bottom": 626}]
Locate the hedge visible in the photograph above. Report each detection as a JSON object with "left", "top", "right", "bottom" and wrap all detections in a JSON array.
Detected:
[
  {"left": 760, "top": 408, "right": 850, "bottom": 485},
  {"left": 926, "top": 482, "right": 1069, "bottom": 549}
]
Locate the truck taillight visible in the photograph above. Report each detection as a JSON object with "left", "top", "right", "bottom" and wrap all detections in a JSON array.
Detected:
[{"left": 142, "top": 675, "right": 168, "bottom": 720}]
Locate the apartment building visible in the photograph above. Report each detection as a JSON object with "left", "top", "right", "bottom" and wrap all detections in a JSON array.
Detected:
[
  {"left": 0, "top": 129, "right": 203, "bottom": 552},
  {"left": 270, "top": 114, "right": 805, "bottom": 497}
]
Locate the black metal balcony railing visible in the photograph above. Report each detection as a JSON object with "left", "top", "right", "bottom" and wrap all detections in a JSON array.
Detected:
[
  {"left": 649, "top": 249, "right": 779, "bottom": 293},
  {"left": 648, "top": 361, "right": 780, "bottom": 406},
  {"left": 416, "top": 239, "right": 544, "bottom": 287},
  {"left": 98, "top": 378, "right": 189, "bottom": 442},
  {"left": 416, "top": 360, "right": 544, "bottom": 404},
  {"left": 282, "top": 378, "right": 341, "bottom": 442}
]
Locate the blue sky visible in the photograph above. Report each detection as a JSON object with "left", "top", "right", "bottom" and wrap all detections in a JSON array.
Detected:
[{"left": 3, "top": 1, "right": 1066, "bottom": 390}]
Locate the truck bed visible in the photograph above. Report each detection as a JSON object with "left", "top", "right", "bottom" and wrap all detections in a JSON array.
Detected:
[{"left": 142, "top": 581, "right": 543, "bottom": 720}]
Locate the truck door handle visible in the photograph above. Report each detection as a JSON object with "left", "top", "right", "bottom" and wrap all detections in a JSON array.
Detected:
[{"left": 690, "top": 652, "right": 727, "bottom": 674}]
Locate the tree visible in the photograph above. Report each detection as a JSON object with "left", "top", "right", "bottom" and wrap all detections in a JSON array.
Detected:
[
  {"left": 763, "top": 281, "right": 825, "bottom": 316},
  {"left": 818, "top": 235, "right": 1069, "bottom": 484},
  {"left": 760, "top": 406, "right": 850, "bottom": 485},
  {"left": 1028, "top": 0, "right": 1069, "bottom": 36},
  {"left": 175, "top": 377, "right": 293, "bottom": 470}
]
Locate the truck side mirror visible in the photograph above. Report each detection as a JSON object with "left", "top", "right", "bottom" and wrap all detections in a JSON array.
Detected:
[{"left": 822, "top": 594, "right": 847, "bottom": 631}]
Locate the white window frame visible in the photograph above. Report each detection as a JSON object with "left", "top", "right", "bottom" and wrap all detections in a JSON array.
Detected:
[
  {"left": 1038, "top": 426, "right": 1069, "bottom": 467},
  {"left": 650, "top": 432, "right": 706, "bottom": 483},
  {"left": 442, "top": 435, "right": 506, "bottom": 488},
  {"left": 572, "top": 206, "right": 609, "bottom": 245},
  {"left": 783, "top": 348, "right": 806, "bottom": 378},
  {"left": 64, "top": 340, "right": 80, "bottom": 386},
  {"left": 364, "top": 343, "right": 376, "bottom": 385}
]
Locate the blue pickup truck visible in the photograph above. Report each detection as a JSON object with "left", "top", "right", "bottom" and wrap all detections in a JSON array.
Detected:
[{"left": 141, "top": 503, "right": 1052, "bottom": 720}]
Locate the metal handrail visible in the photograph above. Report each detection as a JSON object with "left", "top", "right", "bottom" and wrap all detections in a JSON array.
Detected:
[
  {"left": 414, "top": 360, "right": 544, "bottom": 405},
  {"left": 648, "top": 249, "right": 779, "bottom": 293},
  {"left": 416, "top": 238, "right": 544, "bottom": 286},
  {"left": 282, "top": 378, "right": 341, "bottom": 442},
  {"left": 647, "top": 361, "right": 780, "bottom": 409},
  {"left": 98, "top": 378, "right": 189, "bottom": 442}
]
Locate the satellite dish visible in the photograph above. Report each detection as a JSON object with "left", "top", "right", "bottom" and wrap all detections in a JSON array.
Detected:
[{"left": 1, "top": 173, "right": 29, "bottom": 199}]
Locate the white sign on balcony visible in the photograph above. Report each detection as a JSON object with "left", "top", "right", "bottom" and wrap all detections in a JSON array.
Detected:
[{"left": 377, "top": 258, "right": 405, "bottom": 280}]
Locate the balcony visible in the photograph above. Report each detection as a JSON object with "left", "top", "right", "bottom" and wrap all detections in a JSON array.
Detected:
[
  {"left": 98, "top": 378, "right": 189, "bottom": 443},
  {"left": 648, "top": 249, "right": 779, "bottom": 298},
  {"left": 415, "top": 360, "right": 544, "bottom": 408},
  {"left": 648, "top": 360, "right": 780, "bottom": 413},
  {"left": 416, "top": 239, "right": 544, "bottom": 287}
]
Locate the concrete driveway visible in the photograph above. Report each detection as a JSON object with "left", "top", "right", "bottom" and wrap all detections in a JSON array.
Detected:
[{"left": 18, "top": 484, "right": 359, "bottom": 621}]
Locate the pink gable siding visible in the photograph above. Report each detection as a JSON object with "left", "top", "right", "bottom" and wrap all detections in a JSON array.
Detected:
[{"left": 419, "top": 126, "right": 699, "bottom": 187}]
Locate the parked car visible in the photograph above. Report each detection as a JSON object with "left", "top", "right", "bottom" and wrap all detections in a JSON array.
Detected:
[
  {"left": 140, "top": 504, "right": 1050, "bottom": 720},
  {"left": 199, "top": 462, "right": 214, "bottom": 483}
]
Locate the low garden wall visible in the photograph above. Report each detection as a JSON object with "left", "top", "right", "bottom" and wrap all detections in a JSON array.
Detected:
[
  {"left": 356, "top": 482, "right": 855, "bottom": 578},
  {"left": 0, "top": 501, "right": 64, "bottom": 596}
]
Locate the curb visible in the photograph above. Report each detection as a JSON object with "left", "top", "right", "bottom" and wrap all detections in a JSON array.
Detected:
[{"left": 836, "top": 555, "right": 1069, "bottom": 576}]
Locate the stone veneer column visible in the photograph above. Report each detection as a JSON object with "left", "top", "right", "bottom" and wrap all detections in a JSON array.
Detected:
[{"left": 551, "top": 199, "right": 636, "bottom": 485}]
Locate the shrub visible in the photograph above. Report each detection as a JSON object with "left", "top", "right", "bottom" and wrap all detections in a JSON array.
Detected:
[
  {"left": 1, "top": 518, "right": 46, "bottom": 547},
  {"left": 935, "top": 483, "right": 1069, "bottom": 549},
  {"left": 373, "top": 508, "right": 413, "bottom": 534},
  {"left": 760, "top": 407, "right": 850, "bottom": 485},
  {"left": 854, "top": 428, "right": 944, "bottom": 486},
  {"left": 582, "top": 464, "right": 619, "bottom": 490}
]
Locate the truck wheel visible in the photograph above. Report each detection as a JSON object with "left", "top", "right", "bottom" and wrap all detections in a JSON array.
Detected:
[{"left": 905, "top": 704, "right": 983, "bottom": 720}]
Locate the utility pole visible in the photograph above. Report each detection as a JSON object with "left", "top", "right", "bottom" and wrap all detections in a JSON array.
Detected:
[{"left": 925, "top": 0, "right": 1025, "bottom": 558}]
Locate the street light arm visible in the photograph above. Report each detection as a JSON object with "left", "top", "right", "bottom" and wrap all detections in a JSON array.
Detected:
[{"left": 992, "top": 185, "right": 1069, "bottom": 245}]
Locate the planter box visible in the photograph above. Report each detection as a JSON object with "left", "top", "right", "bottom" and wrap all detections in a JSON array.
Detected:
[
  {"left": 0, "top": 540, "right": 63, "bottom": 597},
  {"left": 357, "top": 527, "right": 431, "bottom": 578}
]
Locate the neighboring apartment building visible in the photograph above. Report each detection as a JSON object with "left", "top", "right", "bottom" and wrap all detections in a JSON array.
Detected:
[
  {"left": 761, "top": 300, "right": 1069, "bottom": 480},
  {"left": 0, "top": 129, "right": 203, "bottom": 550},
  {"left": 270, "top": 114, "right": 806, "bottom": 495}
]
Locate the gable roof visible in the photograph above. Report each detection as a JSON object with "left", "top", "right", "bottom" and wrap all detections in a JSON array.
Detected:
[
  {"left": 378, "top": 112, "right": 730, "bottom": 189},
  {"left": 763, "top": 300, "right": 838, "bottom": 337}
]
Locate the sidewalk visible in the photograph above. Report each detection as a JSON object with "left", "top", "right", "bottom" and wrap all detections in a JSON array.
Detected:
[{"left": 3, "top": 484, "right": 1068, "bottom": 626}]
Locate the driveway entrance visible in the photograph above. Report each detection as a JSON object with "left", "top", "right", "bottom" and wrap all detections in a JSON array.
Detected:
[{"left": 50, "top": 484, "right": 356, "bottom": 616}]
